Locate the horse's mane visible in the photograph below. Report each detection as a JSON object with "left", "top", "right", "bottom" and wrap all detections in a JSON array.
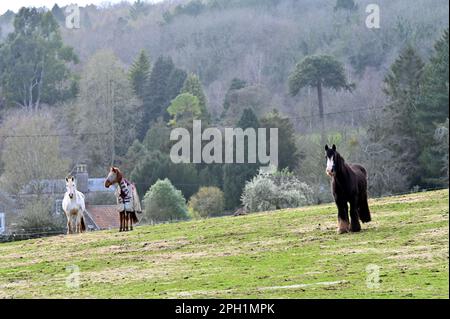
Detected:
[
  {"left": 335, "top": 151, "right": 344, "bottom": 168},
  {"left": 334, "top": 151, "right": 350, "bottom": 176},
  {"left": 113, "top": 166, "right": 123, "bottom": 183}
]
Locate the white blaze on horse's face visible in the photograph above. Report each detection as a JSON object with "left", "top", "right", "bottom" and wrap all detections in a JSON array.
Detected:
[
  {"left": 326, "top": 156, "right": 335, "bottom": 177},
  {"left": 66, "top": 177, "right": 76, "bottom": 199}
]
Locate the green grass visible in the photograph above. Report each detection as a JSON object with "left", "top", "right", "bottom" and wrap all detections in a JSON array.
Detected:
[{"left": 0, "top": 190, "right": 448, "bottom": 299}]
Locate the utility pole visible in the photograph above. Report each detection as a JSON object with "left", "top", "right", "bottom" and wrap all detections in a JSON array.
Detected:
[{"left": 110, "top": 79, "right": 115, "bottom": 167}]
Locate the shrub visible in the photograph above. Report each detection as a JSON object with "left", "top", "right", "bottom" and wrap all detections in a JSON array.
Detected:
[
  {"left": 188, "top": 187, "right": 225, "bottom": 218},
  {"left": 241, "top": 167, "right": 314, "bottom": 213},
  {"left": 143, "top": 178, "right": 188, "bottom": 222},
  {"left": 17, "top": 197, "right": 64, "bottom": 233}
]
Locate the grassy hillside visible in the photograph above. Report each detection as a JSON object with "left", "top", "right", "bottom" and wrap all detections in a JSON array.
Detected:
[{"left": 0, "top": 189, "right": 448, "bottom": 299}]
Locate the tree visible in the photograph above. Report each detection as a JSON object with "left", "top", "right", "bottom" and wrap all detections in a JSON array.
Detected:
[
  {"left": 142, "top": 178, "right": 188, "bottom": 222},
  {"left": 221, "top": 83, "right": 271, "bottom": 125},
  {"left": 142, "top": 56, "right": 175, "bottom": 134},
  {"left": 415, "top": 29, "right": 449, "bottom": 186},
  {"left": 121, "top": 139, "right": 147, "bottom": 176},
  {"left": 167, "top": 93, "right": 201, "bottom": 126},
  {"left": 260, "top": 109, "right": 300, "bottom": 171},
  {"left": 188, "top": 187, "right": 225, "bottom": 218},
  {"left": 241, "top": 167, "right": 314, "bottom": 212},
  {"left": 130, "top": 0, "right": 149, "bottom": 20},
  {"left": 51, "top": 4, "right": 65, "bottom": 23},
  {"left": 288, "top": 55, "right": 353, "bottom": 143},
  {"left": 0, "top": 8, "right": 78, "bottom": 110},
  {"left": 166, "top": 68, "right": 188, "bottom": 104},
  {"left": 17, "top": 197, "right": 64, "bottom": 233},
  {"left": 0, "top": 110, "right": 69, "bottom": 195},
  {"left": 182, "top": 73, "right": 209, "bottom": 121},
  {"left": 334, "top": 0, "right": 357, "bottom": 11},
  {"left": 74, "top": 50, "right": 141, "bottom": 176},
  {"left": 140, "top": 56, "right": 187, "bottom": 139},
  {"left": 129, "top": 149, "right": 200, "bottom": 200},
  {"left": 223, "top": 78, "right": 247, "bottom": 112},
  {"left": 223, "top": 108, "right": 260, "bottom": 209},
  {"left": 367, "top": 46, "right": 425, "bottom": 191},
  {"left": 143, "top": 118, "right": 172, "bottom": 154},
  {"left": 129, "top": 50, "right": 151, "bottom": 139},
  {"left": 433, "top": 119, "right": 449, "bottom": 185},
  {"left": 129, "top": 49, "right": 151, "bottom": 100}
]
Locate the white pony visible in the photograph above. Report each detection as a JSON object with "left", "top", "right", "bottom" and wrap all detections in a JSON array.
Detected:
[{"left": 62, "top": 176, "right": 86, "bottom": 234}]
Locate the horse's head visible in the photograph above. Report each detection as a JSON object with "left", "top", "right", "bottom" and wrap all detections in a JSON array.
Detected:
[
  {"left": 324, "top": 144, "right": 337, "bottom": 177},
  {"left": 65, "top": 175, "right": 76, "bottom": 199},
  {"left": 105, "top": 166, "right": 122, "bottom": 188}
]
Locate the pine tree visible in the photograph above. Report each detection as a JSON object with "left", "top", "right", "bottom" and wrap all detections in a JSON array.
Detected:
[
  {"left": 415, "top": 29, "right": 449, "bottom": 186},
  {"left": 129, "top": 49, "right": 151, "bottom": 101},
  {"left": 139, "top": 56, "right": 175, "bottom": 140},
  {"left": 51, "top": 4, "right": 65, "bottom": 23},
  {"left": 139, "top": 56, "right": 188, "bottom": 139},
  {"left": 223, "top": 108, "right": 260, "bottom": 209},
  {"left": 166, "top": 68, "right": 188, "bottom": 112},
  {"left": 223, "top": 78, "right": 246, "bottom": 111},
  {"left": 182, "top": 73, "right": 209, "bottom": 121},
  {"left": 130, "top": 0, "right": 149, "bottom": 20},
  {"left": 260, "top": 109, "right": 300, "bottom": 171},
  {"left": 368, "top": 46, "right": 425, "bottom": 189},
  {"left": 288, "top": 55, "right": 353, "bottom": 144},
  {"left": 334, "top": 0, "right": 357, "bottom": 11},
  {"left": 0, "top": 8, "right": 78, "bottom": 110}
]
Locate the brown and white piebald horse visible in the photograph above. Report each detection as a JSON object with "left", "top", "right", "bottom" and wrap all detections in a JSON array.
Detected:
[{"left": 104, "top": 167, "right": 142, "bottom": 231}]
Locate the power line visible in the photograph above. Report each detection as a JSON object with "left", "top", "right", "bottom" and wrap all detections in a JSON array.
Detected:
[
  {"left": 0, "top": 106, "right": 384, "bottom": 139},
  {"left": 0, "top": 132, "right": 111, "bottom": 138},
  {"left": 284, "top": 106, "right": 383, "bottom": 121}
]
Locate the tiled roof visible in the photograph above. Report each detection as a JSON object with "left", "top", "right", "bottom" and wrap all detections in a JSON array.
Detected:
[{"left": 85, "top": 205, "right": 120, "bottom": 230}]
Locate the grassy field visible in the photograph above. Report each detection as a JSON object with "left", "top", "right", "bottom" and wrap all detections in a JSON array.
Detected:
[{"left": 0, "top": 189, "right": 448, "bottom": 299}]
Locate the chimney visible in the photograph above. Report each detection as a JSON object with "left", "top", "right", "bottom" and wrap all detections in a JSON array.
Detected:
[{"left": 75, "top": 164, "right": 88, "bottom": 193}]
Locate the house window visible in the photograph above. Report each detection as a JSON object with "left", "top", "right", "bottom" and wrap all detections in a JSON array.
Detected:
[{"left": 0, "top": 213, "right": 5, "bottom": 234}]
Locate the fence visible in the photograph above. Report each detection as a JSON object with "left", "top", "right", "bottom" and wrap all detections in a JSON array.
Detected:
[{"left": 0, "top": 186, "right": 447, "bottom": 243}]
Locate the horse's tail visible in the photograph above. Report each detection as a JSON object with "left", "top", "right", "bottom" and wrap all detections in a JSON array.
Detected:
[
  {"left": 130, "top": 211, "right": 139, "bottom": 224},
  {"left": 81, "top": 215, "right": 86, "bottom": 232},
  {"left": 358, "top": 191, "right": 371, "bottom": 223},
  {"left": 131, "top": 184, "right": 143, "bottom": 214}
]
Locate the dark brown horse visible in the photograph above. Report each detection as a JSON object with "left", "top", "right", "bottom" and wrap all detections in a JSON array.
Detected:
[
  {"left": 104, "top": 167, "right": 142, "bottom": 231},
  {"left": 325, "top": 144, "right": 371, "bottom": 234}
]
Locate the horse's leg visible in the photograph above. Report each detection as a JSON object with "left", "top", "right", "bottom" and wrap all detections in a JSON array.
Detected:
[
  {"left": 119, "top": 211, "right": 123, "bottom": 232},
  {"left": 75, "top": 215, "right": 80, "bottom": 234},
  {"left": 129, "top": 212, "right": 133, "bottom": 231},
  {"left": 336, "top": 200, "right": 350, "bottom": 234},
  {"left": 67, "top": 219, "right": 71, "bottom": 235},
  {"left": 358, "top": 191, "right": 372, "bottom": 223},
  {"left": 349, "top": 198, "right": 361, "bottom": 232},
  {"left": 124, "top": 212, "right": 129, "bottom": 231},
  {"left": 69, "top": 217, "right": 74, "bottom": 234},
  {"left": 78, "top": 215, "right": 82, "bottom": 233}
]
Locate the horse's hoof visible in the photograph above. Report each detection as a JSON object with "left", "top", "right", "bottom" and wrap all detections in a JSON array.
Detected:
[
  {"left": 350, "top": 225, "right": 361, "bottom": 232},
  {"left": 337, "top": 219, "right": 350, "bottom": 234}
]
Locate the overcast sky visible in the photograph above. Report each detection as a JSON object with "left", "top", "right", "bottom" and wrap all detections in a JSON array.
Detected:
[{"left": 0, "top": 0, "right": 164, "bottom": 15}]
